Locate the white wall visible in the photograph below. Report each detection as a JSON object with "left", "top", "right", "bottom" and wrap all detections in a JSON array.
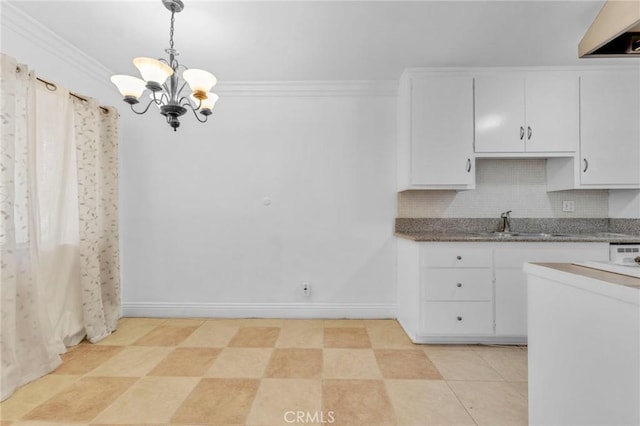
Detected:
[
  {"left": 120, "top": 90, "right": 398, "bottom": 317},
  {"left": 2, "top": 4, "right": 399, "bottom": 318}
]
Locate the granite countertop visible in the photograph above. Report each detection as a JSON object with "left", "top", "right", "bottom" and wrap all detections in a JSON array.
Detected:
[
  {"left": 395, "top": 218, "right": 640, "bottom": 243},
  {"left": 394, "top": 231, "right": 640, "bottom": 243}
]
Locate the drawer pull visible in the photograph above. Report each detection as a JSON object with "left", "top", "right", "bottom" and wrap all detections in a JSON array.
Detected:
[
  {"left": 456, "top": 316, "right": 463, "bottom": 321},
  {"left": 456, "top": 256, "right": 462, "bottom": 260},
  {"left": 456, "top": 283, "right": 462, "bottom": 288}
]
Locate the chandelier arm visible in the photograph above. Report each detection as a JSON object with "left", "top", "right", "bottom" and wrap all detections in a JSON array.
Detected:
[
  {"left": 182, "top": 100, "right": 208, "bottom": 123},
  {"left": 156, "top": 91, "right": 169, "bottom": 105},
  {"left": 177, "top": 81, "right": 189, "bottom": 98},
  {"left": 178, "top": 96, "right": 204, "bottom": 111},
  {"left": 161, "top": 82, "right": 171, "bottom": 97},
  {"left": 178, "top": 95, "right": 198, "bottom": 109},
  {"left": 129, "top": 98, "right": 157, "bottom": 115},
  {"left": 192, "top": 108, "right": 209, "bottom": 123},
  {"left": 178, "top": 90, "right": 195, "bottom": 105}
]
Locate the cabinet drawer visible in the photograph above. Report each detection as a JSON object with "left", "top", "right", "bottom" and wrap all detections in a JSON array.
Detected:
[
  {"left": 423, "top": 269, "right": 493, "bottom": 301},
  {"left": 421, "top": 248, "right": 492, "bottom": 268},
  {"left": 422, "top": 301, "right": 493, "bottom": 335}
]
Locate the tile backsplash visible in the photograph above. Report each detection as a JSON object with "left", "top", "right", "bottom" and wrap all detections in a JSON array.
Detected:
[{"left": 398, "top": 159, "right": 609, "bottom": 218}]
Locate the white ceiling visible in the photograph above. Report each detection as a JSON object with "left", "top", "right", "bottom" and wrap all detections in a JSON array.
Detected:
[{"left": 7, "top": 0, "right": 618, "bottom": 81}]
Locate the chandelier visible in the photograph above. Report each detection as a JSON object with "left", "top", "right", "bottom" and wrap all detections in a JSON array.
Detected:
[{"left": 110, "top": 0, "right": 218, "bottom": 131}]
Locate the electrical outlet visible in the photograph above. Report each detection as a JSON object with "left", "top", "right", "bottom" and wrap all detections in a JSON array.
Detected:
[
  {"left": 562, "top": 200, "right": 575, "bottom": 212},
  {"left": 301, "top": 281, "right": 311, "bottom": 297}
]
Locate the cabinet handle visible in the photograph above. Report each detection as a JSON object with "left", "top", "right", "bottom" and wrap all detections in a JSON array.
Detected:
[
  {"left": 456, "top": 316, "right": 463, "bottom": 321},
  {"left": 456, "top": 283, "right": 462, "bottom": 288},
  {"left": 583, "top": 158, "right": 589, "bottom": 173},
  {"left": 527, "top": 126, "right": 532, "bottom": 140},
  {"left": 456, "top": 256, "right": 462, "bottom": 260},
  {"left": 519, "top": 126, "right": 524, "bottom": 140},
  {"left": 466, "top": 158, "right": 471, "bottom": 173}
]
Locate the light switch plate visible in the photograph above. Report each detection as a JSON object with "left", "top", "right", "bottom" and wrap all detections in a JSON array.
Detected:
[{"left": 562, "top": 200, "right": 575, "bottom": 212}]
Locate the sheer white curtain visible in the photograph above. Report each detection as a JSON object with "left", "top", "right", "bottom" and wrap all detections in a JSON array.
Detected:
[
  {"left": 1, "top": 53, "right": 62, "bottom": 402},
  {"left": 1, "top": 53, "right": 121, "bottom": 401}
]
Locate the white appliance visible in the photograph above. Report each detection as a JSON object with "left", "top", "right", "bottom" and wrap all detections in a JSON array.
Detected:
[
  {"left": 574, "top": 243, "right": 640, "bottom": 278},
  {"left": 609, "top": 243, "right": 640, "bottom": 265}
]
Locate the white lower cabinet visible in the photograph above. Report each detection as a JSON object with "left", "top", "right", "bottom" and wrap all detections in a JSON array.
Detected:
[
  {"left": 493, "top": 244, "right": 610, "bottom": 338},
  {"left": 494, "top": 270, "right": 527, "bottom": 336},
  {"left": 397, "top": 239, "right": 609, "bottom": 344}
]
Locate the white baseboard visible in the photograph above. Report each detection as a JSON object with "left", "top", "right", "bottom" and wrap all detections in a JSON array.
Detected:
[
  {"left": 411, "top": 335, "right": 528, "bottom": 345},
  {"left": 396, "top": 318, "right": 527, "bottom": 345},
  {"left": 122, "top": 302, "right": 397, "bottom": 319}
]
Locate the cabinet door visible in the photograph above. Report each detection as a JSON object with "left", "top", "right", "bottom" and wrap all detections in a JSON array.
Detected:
[
  {"left": 525, "top": 73, "right": 578, "bottom": 153},
  {"left": 580, "top": 70, "right": 640, "bottom": 185},
  {"left": 411, "top": 76, "right": 474, "bottom": 185},
  {"left": 494, "top": 269, "right": 528, "bottom": 336},
  {"left": 494, "top": 244, "right": 609, "bottom": 337},
  {"left": 474, "top": 75, "right": 525, "bottom": 153}
]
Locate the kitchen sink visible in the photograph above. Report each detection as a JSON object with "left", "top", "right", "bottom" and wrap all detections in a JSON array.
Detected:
[{"left": 592, "top": 232, "right": 633, "bottom": 238}]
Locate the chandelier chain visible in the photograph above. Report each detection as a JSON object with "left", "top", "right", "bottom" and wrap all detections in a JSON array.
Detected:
[{"left": 169, "top": 10, "right": 175, "bottom": 50}]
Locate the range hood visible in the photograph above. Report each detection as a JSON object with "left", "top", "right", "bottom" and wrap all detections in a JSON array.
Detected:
[{"left": 579, "top": 0, "right": 640, "bottom": 57}]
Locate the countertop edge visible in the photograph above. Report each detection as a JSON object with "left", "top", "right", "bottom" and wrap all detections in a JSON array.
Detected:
[
  {"left": 524, "top": 262, "right": 640, "bottom": 304},
  {"left": 394, "top": 232, "right": 640, "bottom": 243}
]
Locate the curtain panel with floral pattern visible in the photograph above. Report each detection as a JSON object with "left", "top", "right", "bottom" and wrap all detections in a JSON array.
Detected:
[{"left": 0, "top": 53, "right": 121, "bottom": 401}]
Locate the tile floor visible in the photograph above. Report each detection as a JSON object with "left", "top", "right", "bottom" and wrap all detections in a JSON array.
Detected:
[{"left": 0, "top": 318, "right": 528, "bottom": 425}]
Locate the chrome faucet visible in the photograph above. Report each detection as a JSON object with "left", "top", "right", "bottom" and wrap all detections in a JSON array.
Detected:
[{"left": 500, "top": 210, "right": 512, "bottom": 233}]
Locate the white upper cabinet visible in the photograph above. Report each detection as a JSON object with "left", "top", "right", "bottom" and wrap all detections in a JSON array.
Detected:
[
  {"left": 397, "top": 71, "right": 475, "bottom": 190},
  {"left": 525, "top": 73, "right": 579, "bottom": 153},
  {"left": 474, "top": 75, "right": 525, "bottom": 153},
  {"left": 474, "top": 72, "right": 579, "bottom": 154},
  {"left": 547, "top": 68, "right": 640, "bottom": 190},
  {"left": 579, "top": 70, "right": 640, "bottom": 186},
  {"left": 399, "top": 67, "right": 636, "bottom": 191}
]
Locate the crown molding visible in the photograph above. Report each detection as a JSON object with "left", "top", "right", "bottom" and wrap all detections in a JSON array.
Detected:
[
  {"left": 2, "top": 3, "right": 397, "bottom": 98},
  {"left": 1, "top": 1, "right": 115, "bottom": 90},
  {"left": 215, "top": 80, "right": 398, "bottom": 97},
  {"left": 402, "top": 64, "right": 640, "bottom": 78}
]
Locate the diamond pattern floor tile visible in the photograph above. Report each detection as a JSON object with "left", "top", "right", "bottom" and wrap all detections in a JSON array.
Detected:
[{"left": 1, "top": 318, "right": 528, "bottom": 425}]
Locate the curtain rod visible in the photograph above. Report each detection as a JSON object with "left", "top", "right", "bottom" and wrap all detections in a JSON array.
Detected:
[
  {"left": 35, "top": 76, "right": 110, "bottom": 114},
  {"left": 13, "top": 65, "right": 110, "bottom": 114}
]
